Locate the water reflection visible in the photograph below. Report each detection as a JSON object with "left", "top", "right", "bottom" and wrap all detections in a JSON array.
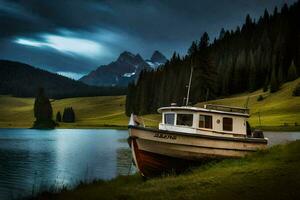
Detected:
[
  {"left": 117, "top": 147, "right": 136, "bottom": 175},
  {"left": 265, "top": 132, "right": 300, "bottom": 146},
  {"left": 0, "top": 129, "right": 132, "bottom": 200},
  {"left": 0, "top": 129, "right": 299, "bottom": 200}
]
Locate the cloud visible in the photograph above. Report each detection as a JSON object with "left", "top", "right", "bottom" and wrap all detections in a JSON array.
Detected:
[
  {"left": 14, "top": 33, "right": 107, "bottom": 59},
  {"left": 14, "top": 38, "right": 44, "bottom": 47},
  {"left": 0, "top": 0, "right": 38, "bottom": 21},
  {"left": 42, "top": 35, "right": 103, "bottom": 58},
  {"left": 1, "top": 0, "right": 297, "bottom": 74}
]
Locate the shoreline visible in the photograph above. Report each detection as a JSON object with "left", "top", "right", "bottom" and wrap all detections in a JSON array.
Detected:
[
  {"left": 0, "top": 125, "right": 128, "bottom": 130},
  {"left": 0, "top": 125, "right": 300, "bottom": 132},
  {"left": 31, "top": 140, "right": 300, "bottom": 200}
]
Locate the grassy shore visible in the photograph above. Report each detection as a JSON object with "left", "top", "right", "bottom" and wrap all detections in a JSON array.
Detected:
[
  {"left": 0, "top": 78, "right": 299, "bottom": 129},
  {"left": 34, "top": 140, "right": 300, "bottom": 200}
]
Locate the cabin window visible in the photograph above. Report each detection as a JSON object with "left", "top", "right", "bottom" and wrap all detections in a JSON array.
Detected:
[
  {"left": 164, "top": 113, "right": 175, "bottom": 125},
  {"left": 199, "top": 115, "right": 212, "bottom": 129},
  {"left": 223, "top": 117, "right": 233, "bottom": 131},
  {"left": 176, "top": 114, "right": 193, "bottom": 126}
]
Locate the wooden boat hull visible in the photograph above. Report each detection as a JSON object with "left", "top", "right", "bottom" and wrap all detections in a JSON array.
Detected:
[{"left": 128, "top": 125, "right": 268, "bottom": 177}]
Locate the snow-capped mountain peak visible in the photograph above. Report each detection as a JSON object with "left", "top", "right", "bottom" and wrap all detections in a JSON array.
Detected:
[
  {"left": 80, "top": 50, "right": 167, "bottom": 87},
  {"left": 151, "top": 50, "right": 167, "bottom": 63}
]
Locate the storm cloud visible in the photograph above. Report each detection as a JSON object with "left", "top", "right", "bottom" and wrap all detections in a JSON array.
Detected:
[{"left": 0, "top": 0, "right": 295, "bottom": 78}]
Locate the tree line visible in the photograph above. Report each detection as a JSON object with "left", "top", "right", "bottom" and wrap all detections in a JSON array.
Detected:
[{"left": 126, "top": 2, "right": 300, "bottom": 116}]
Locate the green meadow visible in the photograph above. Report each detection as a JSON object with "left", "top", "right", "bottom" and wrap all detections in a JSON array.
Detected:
[
  {"left": 197, "top": 78, "right": 300, "bottom": 131},
  {"left": 0, "top": 95, "right": 158, "bottom": 129},
  {"left": 0, "top": 78, "right": 299, "bottom": 130},
  {"left": 0, "top": 95, "right": 128, "bottom": 128},
  {"left": 35, "top": 140, "right": 300, "bottom": 200}
]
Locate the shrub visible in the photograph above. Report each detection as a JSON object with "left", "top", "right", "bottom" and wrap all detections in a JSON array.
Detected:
[
  {"left": 263, "top": 84, "right": 268, "bottom": 92},
  {"left": 62, "top": 107, "right": 75, "bottom": 123},
  {"left": 293, "top": 83, "right": 300, "bottom": 96},
  {"left": 257, "top": 95, "right": 264, "bottom": 101}
]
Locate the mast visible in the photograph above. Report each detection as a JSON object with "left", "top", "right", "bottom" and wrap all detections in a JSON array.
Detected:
[{"left": 186, "top": 65, "right": 193, "bottom": 106}]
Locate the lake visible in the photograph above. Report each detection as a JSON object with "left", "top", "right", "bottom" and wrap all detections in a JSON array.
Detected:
[
  {"left": 0, "top": 129, "right": 299, "bottom": 200},
  {"left": 0, "top": 129, "right": 134, "bottom": 200}
]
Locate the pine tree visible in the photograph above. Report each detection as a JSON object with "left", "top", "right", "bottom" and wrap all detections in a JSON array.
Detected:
[
  {"left": 62, "top": 107, "right": 75, "bottom": 123},
  {"left": 125, "top": 82, "right": 136, "bottom": 116},
  {"left": 188, "top": 41, "right": 198, "bottom": 56},
  {"left": 263, "top": 76, "right": 269, "bottom": 92},
  {"left": 263, "top": 9, "right": 270, "bottom": 23},
  {"left": 287, "top": 61, "right": 298, "bottom": 81},
  {"left": 32, "top": 88, "right": 56, "bottom": 129},
  {"left": 270, "top": 67, "right": 279, "bottom": 93},
  {"left": 124, "top": 2, "right": 300, "bottom": 115},
  {"left": 198, "top": 32, "right": 209, "bottom": 50},
  {"left": 219, "top": 28, "right": 225, "bottom": 40},
  {"left": 56, "top": 111, "right": 62, "bottom": 122},
  {"left": 278, "top": 67, "right": 284, "bottom": 85},
  {"left": 248, "top": 51, "right": 257, "bottom": 92}
]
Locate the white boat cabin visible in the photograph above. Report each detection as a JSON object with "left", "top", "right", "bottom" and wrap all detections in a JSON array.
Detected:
[{"left": 157, "top": 104, "right": 251, "bottom": 137}]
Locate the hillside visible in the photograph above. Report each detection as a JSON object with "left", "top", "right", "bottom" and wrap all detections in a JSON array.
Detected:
[
  {"left": 142, "top": 78, "right": 300, "bottom": 130},
  {"left": 34, "top": 140, "right": 300, "bottom": 200},
  {"left": 0, "top": 60, "right": 126, "bottom": 99},
  {"left": 0, "top": 94, "right": 161, "bottom": 128},
  {"left": 0, "top": 96, "right": 128, "bottom": 128},
  {"left": 143, "top": 78, "right": 300, "bottom": 130},
  {"left": 126, "top": 2, "right": 300, "bottom": 115},
  {"left": 197, "top": 78, "right": 300, "bottom": 130},
  {"left": 0, "top": 78, "right": 299, "bottom": 129}
]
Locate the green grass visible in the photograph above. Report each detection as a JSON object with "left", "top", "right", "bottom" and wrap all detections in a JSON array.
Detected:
[
  {"left": 140, "top": 78, "right": 300, "bottom": 131},
  {"left": 196, "top": 78, "right": 300, "bottom": 131},
  {"left": 0, "top": 78, "right": 299, "bottom": 129},
  {"left": 0, "top": 96, "right": 128, "bottom": 128},
  {"left": 35, "top": 140, "right": 300, "bottom": 200},
  {"left": 0, "top": 95, "right": 159, "bottom": 129}
]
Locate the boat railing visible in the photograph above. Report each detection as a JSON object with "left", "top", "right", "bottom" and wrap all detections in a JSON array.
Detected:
[{"left": 204, "top": 104, "right": 249, "bottom": 114}]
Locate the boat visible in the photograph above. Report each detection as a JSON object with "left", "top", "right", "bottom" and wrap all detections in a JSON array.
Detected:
[
  {"left": 127, "top": 67, "right": 268, "bottom": 177},
  {"left": 128, "top": 104, "right": 268, "bottom": 177}
]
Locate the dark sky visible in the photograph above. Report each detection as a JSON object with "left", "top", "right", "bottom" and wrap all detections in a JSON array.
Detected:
[{"left": 0, "top": 0, "right": 295, "bottom": 79}]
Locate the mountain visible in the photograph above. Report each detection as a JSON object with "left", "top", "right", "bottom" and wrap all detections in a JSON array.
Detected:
[
  {"left": 0, "top": 60, "right": 126, "bottom": 99},
  {"left": 80, "top": 51, "right": 167, "bottom": 87},
  {"left": 146, "top": 50, "right": 168, "bottom": 68}
]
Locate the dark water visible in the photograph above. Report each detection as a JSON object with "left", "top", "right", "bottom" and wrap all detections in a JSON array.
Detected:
[
  {"left": 0, "top": 129, "right": 134, "bottom": 200},
  {"left": 0, "top": 129, "right": 299, "bottom": 200}
]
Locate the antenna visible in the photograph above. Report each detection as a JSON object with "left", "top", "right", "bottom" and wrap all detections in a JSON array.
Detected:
[
  {"left": 186, "top": 65, "right": 194, "bottom": 106},
  {"left": 205, "top": 88, "right": 209, "bottom": 102}
]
